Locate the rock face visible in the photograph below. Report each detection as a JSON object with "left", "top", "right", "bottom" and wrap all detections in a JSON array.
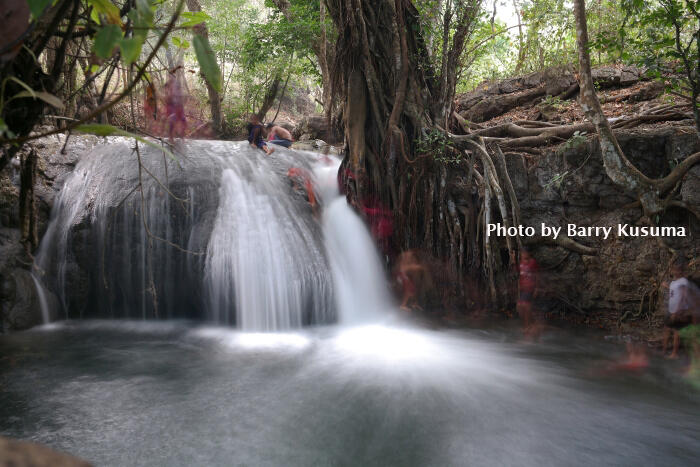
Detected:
[
  {"left": 0, "top": 132, "right": 101, "bottom": 332},
  {"left": 293, "top": 115, "right": 343, "bottom": 143},
  {"left": 507, "top": 125, "right": 699, "bottom": 329},
  {"left": 0, "top": 436, "right": 92, "bottom": 467}
]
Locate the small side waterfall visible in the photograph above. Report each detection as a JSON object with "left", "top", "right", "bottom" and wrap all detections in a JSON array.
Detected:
[{"left": 313, "top": 157, "right": 395, "bottom": 323}]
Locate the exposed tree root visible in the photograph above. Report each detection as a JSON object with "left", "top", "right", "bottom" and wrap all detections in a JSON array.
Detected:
[
  {"left": 535, "top": 234, "right": 598, "bottom": 256},
  {"left": 452, "top": 106, "right": 692, "bottom": 151}
]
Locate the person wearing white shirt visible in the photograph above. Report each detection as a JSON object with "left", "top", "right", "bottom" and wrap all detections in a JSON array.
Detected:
[{"left": 663, "top": 260, "right": 700, "bottom": 358}]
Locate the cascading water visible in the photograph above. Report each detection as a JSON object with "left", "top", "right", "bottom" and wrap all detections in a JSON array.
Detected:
[
  {"left": 33, "top": 140, "right": 336, "bottom": 330},
  {"left": 204, "top": 150, "right": 333, "bottom": 329},
  {"left": 30, "top": 273, "right": 51, "bottom": 324},
  {"left": 311, "top": 156, "right": 395, "bottom": 323}
]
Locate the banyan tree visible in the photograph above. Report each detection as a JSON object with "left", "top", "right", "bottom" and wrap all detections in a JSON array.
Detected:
[
  {"left": 325, "top": 0, "right": 700, "bottom": 305},
  {"left": 326, "top": 0, "right": 520, "bottom": 302}
]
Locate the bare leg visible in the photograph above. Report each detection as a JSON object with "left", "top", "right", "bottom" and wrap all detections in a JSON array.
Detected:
[
  {"left": 400, "top": 292, "right": 413, "bottom": 311},
  {"left": 662, "top": 327, "right": 671, "bottom": 355},
  {"left": 669, "top": 331, "right": 680, "bottom": 359},
  {"left": 518, "top": 301, "right": 533, "bottom": 328}
]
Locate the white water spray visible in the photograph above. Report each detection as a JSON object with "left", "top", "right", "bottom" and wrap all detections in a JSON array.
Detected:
[
  {"left": 204, "top": 149, "right": 332, "bottom": 330},
  {"left": 31, "top": 273, "right": 50, "bottom": 324},
  {"left": 312, "top": 156, "right": 395, "bottom": 323}
]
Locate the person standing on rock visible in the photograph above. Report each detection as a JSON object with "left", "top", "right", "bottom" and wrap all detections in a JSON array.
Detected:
[{"left": 266, "top": 123, "right": 294, "bottom": 148}]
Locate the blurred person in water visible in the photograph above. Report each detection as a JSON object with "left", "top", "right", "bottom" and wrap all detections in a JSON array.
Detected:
[
  {"left": 592, "top": 339, "right": 650, "bottom": 376},
  {"left": 287, "top": 167, "right": 318, "bottom": 216},
  {"left": 614, "top": 341, "right": 649, "bottom": 372},
  {"left": 394, "top": 250, "right": 429, "bottom": 312},
  {"left": 165, "top": 74, "right": 186, "bottom": 139},
  {"left": 680, "top": 314, "right": 700, "bottom": 389},
  {"left": 662, "top": 259, "right": 700, "bottom": 359},
  {"left": 517, "top": 247, "right": 539, "bottom": 331},
  {"left": 359, "top": 196, "right": 393, "bottom": 259}
]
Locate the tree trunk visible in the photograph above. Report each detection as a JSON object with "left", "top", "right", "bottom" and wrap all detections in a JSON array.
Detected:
[
  {"left": 186, "top": 0, "right": 222, "bottom": 134},
  {"left": 271, "top": 0, "right": 334, "bottom": 115},
  {"left": 0, "top": 0, "right": 76, "bottom": 172},
  {"left": 326, "top": 0, "right": 528, "bottom": 309},
  {"left": 513, "top": 0, "right": 526, "bottom": 73},
  {"left": 319, "top": 0, "right": 332, "bottom": 114},
  {"left": 256, "top": 75, "right": 282, "bottom": 121},
  {"left": 326, "top": 0, "right": 483, "bottom": 234},
  {"left": 19, "top": 149, "right": 38, "bottom": 252},
  {"left": 573, "top": 0, "right": 700, "bottom": 216},
  {"left": 76, "top": 55, "right": 102, "bottom": 119}
]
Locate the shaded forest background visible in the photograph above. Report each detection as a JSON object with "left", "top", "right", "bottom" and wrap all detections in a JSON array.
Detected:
[{"left": 4, "top": 1, "right": 697, "bottom": 141}]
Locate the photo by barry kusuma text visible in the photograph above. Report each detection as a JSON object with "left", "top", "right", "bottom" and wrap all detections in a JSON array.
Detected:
[{"left": 487, "top": 223, "right": 687, "bottom": 240}]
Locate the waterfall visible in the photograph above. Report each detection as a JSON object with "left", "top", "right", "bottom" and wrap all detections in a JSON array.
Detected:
[
  {"left": 204, "top": 151, "right": 333, "bottom": 330},
  {"left": 30, "top": 273, "right": 50, "bottom": 324},
  {"left": 312, "top": 156, "right": 395, "bottom": 323},
  {"left": 33, "top": 140, "right": 335, "bottom": 329}
]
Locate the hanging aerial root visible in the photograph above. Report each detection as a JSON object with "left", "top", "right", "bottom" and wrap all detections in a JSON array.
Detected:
[
  {"left": 458, "top": 137, "right": 516, "bottom": 264},
  {"left": 491, "top": 144, "right": 522, "bottom": 252}
]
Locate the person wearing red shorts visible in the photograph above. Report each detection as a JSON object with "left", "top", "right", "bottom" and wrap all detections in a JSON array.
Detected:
[{"left": 517, "top": 248, "right": 538, "bottom": 329}]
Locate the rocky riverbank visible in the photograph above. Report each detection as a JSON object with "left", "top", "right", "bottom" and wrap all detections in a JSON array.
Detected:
[{"left": 0, "top": 436, "right": 91, "bottom": 467}]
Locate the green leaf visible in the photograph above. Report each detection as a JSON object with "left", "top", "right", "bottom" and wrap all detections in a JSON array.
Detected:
[
  {"left": 89, "top": 64, "right": 100, "bottom": 73},
  {"left": 88, "top": 0, "right": 123, "bottom": 25},
  {"left": 27, "top": 0, "right": 53, "bottom": 20},
  {"left": 76, "top": 123, "right": 118, "bottom": 136},
  {"left": 12, "top": 90, "right": 64, "bottom": 109},
  {"left": 6, "top": 76, "right": 36, "bottom": 97},
  {"left": 0, "top": 117, "right": 16, "bottom": 139},
  {"left": 171, "top": 37, "right": 190, "bottom": 49},
  {"left": 76, "top": 124, "right": 179, "bottom": 161},
  {"left": 192, "top": 35, "right": 222, "bottom": 93},
  {"left": 136, "top": 0, "right": 154, "bottom": 14},
  {"left": 119, "top": 0, "right": 153, "bottom": 64},
  {"left": 180, "top": 11, "right": 211, "bottom": 28},
  {"left": 94, "top": 24, "right": 122, "bottom": 59},
  {"left": 130, "top": 0, "right": 155, "bottom": 34},
  {"left": 119, "top": 37, "right": 143, "bottom": 65}
]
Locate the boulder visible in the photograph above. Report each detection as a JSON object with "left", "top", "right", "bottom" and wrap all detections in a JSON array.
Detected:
[
  {"left": 293, "top": 115, "right": 342, "bottom": 144},
  {"left": 0, "top": 436, "right": 92, "bottom": 467}
]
